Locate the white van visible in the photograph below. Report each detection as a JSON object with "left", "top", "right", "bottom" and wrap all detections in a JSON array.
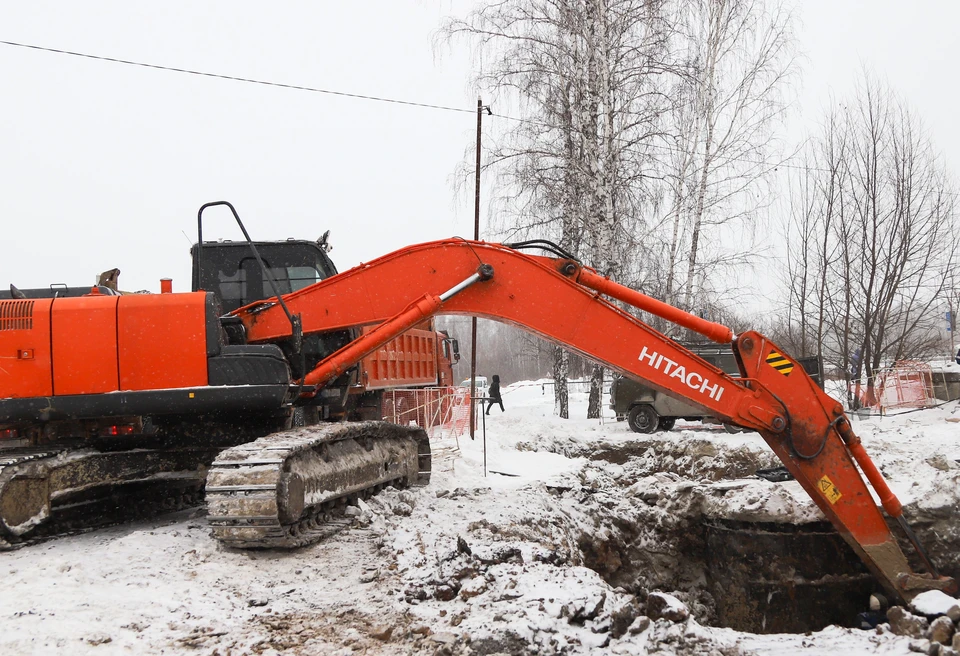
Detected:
[{"left": 458, "top": 376, "right": 488, "bottom": 390}]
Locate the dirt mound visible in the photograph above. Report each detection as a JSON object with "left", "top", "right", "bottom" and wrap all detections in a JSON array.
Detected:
[{"left": 509, "top": 430, "right": 960, "bottom": 633}]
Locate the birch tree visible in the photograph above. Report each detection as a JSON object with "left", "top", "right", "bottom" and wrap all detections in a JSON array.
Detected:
[
  {"left": 442, "top": 0, "right": 672, "bottom": 418},
  {"left": 656, "top": 0, "right": 797, "bottom": 315}
]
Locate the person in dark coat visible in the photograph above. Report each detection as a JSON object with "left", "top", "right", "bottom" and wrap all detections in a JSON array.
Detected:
[{"left": 485, "top": 375, "right": 504, "bottom": 414}]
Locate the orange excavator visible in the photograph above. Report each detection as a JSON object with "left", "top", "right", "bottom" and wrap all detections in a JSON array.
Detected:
[{"left": 0, "top": 201, "right": 955, "bottom": 606}]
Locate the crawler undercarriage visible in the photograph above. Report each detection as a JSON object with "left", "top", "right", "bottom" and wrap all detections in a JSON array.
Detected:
[{"left": 0, "top": 421, "right": 428, "bottom": 550}]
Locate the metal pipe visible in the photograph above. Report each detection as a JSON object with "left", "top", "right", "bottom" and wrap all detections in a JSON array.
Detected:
[
  {"left": 482, "top": 399, "right": 487, "bottom": 477},
  {"left": 300, "top": 270, "right": 489, "bottom": 392},
  {"left": 301, "top": 293, "right": 443, "bottom": 390},
  {"left": 837, "top": 420, "right": 902, "bottom": 517},
  {"left": 896, "top": 516, "right": 941, "bottom": 578},
  {"left": 470, "top": 98, "right": 484, "bottom": 441},
  {"left": 575, "top": 267, "right": 734, "bottom": 344},
  {"left": 440, "top": 272, "right": 482, "bottom": 301},
  {"left": 837, "top": 419, "right": 940, "bottom": 577}
]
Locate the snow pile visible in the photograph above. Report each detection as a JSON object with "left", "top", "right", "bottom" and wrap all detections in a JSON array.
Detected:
[
  {"left": 854, "top": 406, "right": 960, "bottom": 581},
  {"left": 910, "top": 590, "right": 960, "bottom": 619},
  {"left": 0, "top": 382, "right": 956, "bottom": 654}
]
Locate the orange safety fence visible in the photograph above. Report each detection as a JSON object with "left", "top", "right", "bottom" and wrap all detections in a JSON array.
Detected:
[
  {"left": 859, "top": 360, "right": 937, "bottom": 413},
  {"left": 380, "top": 386, "right": 471, "bottom": 439}
]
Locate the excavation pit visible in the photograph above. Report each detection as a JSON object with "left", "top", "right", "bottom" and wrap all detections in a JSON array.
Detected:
[
  {"left": 573, "top": 503, "right": 881, "bottom": 634},
  {"left": 702, "top": 518, "right": 877, "bottom": 633},
  {"left": 531, "top": 432, "right": 960, "bottom": 635}
]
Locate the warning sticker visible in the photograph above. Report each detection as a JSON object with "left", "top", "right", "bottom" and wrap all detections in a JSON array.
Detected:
[
  {"left": 765, "top": 351, "right": 794, "bottom": 376},
  {"left": 818, "top": 475, "right": 842, "bottom": 504}
]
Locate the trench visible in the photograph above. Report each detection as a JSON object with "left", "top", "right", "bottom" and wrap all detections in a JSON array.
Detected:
[
  {"left": 532, "top": 432, "right": 960, "bottom": 635},
  {"left": 699, "top": 518, "right": 875, "bottom": 633}
]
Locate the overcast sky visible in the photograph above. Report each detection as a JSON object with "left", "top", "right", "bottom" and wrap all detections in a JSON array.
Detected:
[{"left": 2, "top": 1, "right": 958, "bottom": 295}]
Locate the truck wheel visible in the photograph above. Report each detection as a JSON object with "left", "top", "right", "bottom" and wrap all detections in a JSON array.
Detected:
[
  {"left": 627, "top": 405, "right": 659, "bottom": 434},
  {"left": 658, "top": 417, "right": 676, "bottom": 431}
]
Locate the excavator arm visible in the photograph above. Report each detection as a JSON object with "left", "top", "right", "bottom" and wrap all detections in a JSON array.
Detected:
[{"left": 230, "top": 239, "right": 956, "bottom": 602}]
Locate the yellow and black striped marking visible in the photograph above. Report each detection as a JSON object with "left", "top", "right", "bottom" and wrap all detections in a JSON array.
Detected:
[{"left": 765, "top": 351, "right": 794, "bottom": 376}]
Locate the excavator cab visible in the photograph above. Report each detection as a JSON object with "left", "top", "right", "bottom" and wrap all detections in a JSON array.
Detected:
[
  {"left": 191, "top": 238, "right": 338, "bottom": 314},
  {"left": 190, "top": 237, "right": 355, "bottom": 398}
]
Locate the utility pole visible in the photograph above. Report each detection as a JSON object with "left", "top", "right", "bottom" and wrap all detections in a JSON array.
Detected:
[
  {"left": 469, "top": 98, "right": 489, "bottom": 439},
  {"left": 949, "top": 301, "right": 955, "bottom": 360}
]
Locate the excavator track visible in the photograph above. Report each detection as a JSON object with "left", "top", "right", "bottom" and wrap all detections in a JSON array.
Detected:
[
  {"left": 205, "top": 421, "right": 431, "bottom": 549},
  {"left": 0, "top": 444, "right": 219, "bottom": 549}
]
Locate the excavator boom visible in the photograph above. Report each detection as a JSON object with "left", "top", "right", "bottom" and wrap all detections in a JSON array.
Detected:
[{"left": 231, "top": 239, "right": 955, "bottom": 602}]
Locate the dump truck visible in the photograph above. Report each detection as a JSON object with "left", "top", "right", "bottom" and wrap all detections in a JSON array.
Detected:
[{"left": 0, "top": 201, "right": 954, "bottom": 606}]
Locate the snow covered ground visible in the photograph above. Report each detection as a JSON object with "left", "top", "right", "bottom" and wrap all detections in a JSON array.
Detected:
[{"left": 1, "top": 381, "right": 958, "bottom": 655}]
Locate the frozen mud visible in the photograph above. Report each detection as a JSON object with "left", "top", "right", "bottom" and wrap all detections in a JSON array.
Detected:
[{"left": 0, "top": 382, "right": 957, "bottom": 655}]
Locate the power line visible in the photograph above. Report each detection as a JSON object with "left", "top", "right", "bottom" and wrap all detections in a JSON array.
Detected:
[
  {"left": 1, "top": 38, "right": 954, "bottom": 193},
  {"left": 0, "top": 38, "right": 798, "bottom": 173},
  {"left": 0, "top": 39, "right": 475, "bottom": 116},
  {"left": 0, "top": 38, "right": 887, "bottom": 176}
]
